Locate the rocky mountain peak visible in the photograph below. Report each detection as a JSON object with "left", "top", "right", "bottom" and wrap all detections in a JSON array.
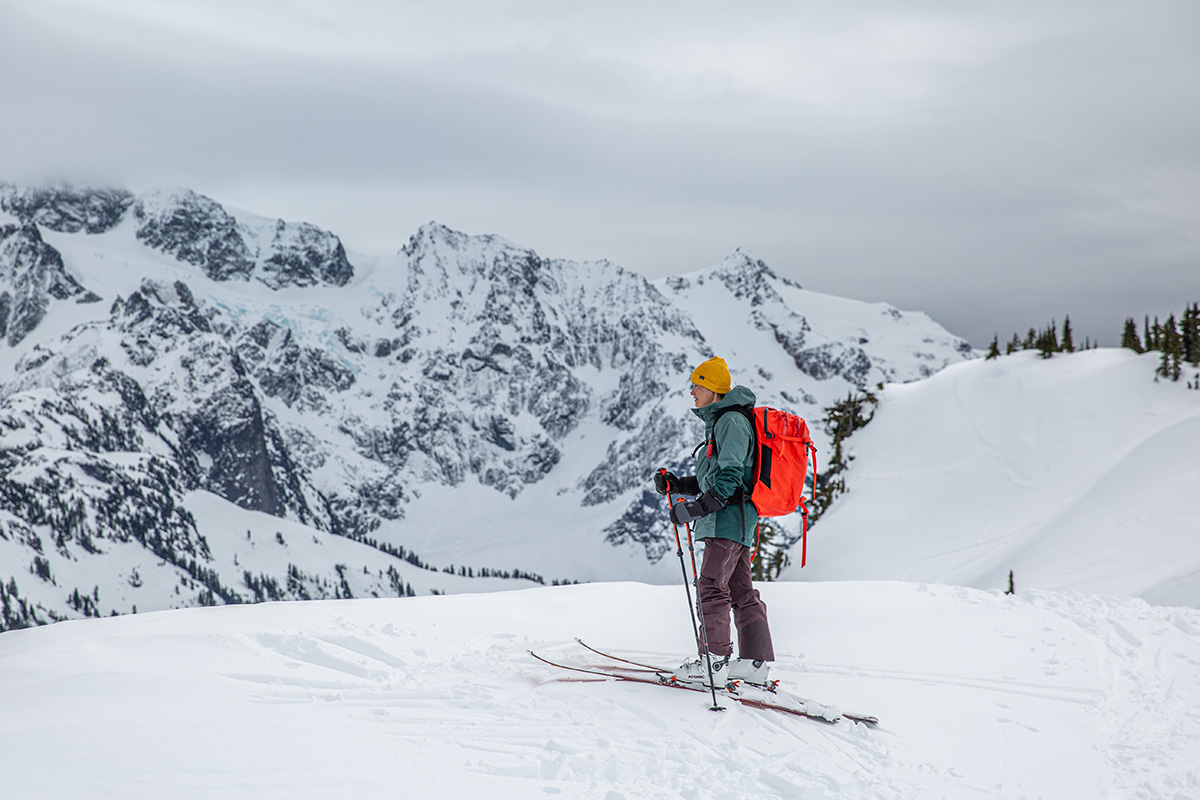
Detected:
[
  {"left": 706, "top": 248, "right": 805, "bottom": 306},
  {"left": 134, "top": 189, "right": 256, "bottom": 282},
  {"left": 128, "top": 187, "right": 356, "bottom": 289},
  {"left": 404, "top": 220, "right": 479, "bottom": 254},
  {"left": 0, "top": 183, "right": 134, "bottom": 234}
]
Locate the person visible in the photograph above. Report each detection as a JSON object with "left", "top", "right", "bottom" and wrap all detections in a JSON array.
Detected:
[{"left": 653, "top": 355, "right": 775, "bottom": 685}]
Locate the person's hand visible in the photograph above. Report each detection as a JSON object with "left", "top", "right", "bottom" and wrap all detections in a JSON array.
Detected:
[
  {"left": 668, "top": 489, "right": 727, "bottom": 525},
  {"left": 653, "top": 470, "right": 680, "bottom": 495},
  {"left": 655, "top": 470, "right": 700, "bottom": 496}
]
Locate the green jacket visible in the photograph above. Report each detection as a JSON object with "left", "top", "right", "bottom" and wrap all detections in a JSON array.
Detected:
[{"left": 691, "top": 385, "right": 758, "bottom": 546}]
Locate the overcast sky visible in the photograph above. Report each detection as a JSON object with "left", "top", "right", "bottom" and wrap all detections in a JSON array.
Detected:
[{"left": 2, "top": 0, "right": 1197, "bottom": 346}]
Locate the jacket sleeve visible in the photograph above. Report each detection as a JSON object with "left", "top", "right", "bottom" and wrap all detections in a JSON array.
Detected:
[{"left": 708, "top": 413, "right": 754, "bottom": 501}]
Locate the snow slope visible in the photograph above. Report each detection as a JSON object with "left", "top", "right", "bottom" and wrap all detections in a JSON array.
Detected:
[
  {"left": 2, "top": 580, "right": 1199, "bottom": 799},
  {"left": 792, "top": 348, "right": 1200, "bottom": 607}
]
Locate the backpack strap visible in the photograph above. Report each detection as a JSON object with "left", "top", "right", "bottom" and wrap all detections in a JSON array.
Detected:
[{"left": 706, "top": 404, "right": 757, "bottom": 505}]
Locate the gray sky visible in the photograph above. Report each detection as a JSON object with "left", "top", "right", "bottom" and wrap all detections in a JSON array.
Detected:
[{"left": 2, "top": 0, "right": 1197, "bottom": 346}]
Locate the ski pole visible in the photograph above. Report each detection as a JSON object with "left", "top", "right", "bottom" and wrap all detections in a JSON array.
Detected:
[
  {"left": 664, "top": 480, "right": 703, "bottom": 657},
  {"left": 686, "top": 510, "right": 720, "bottom": 710},
  {"left": 661, "top": 471, "right": 722, "bottom": 711}
]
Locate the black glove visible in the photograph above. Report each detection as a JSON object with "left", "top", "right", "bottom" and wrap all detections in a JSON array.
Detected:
[
  {"left": 669, "top": 489, "right": 727, "bottom": 526},
  {"left": 653, "top": 470, "right": 699, "bottom": 496}
]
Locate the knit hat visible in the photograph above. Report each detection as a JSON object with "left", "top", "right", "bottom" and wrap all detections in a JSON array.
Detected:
[{"left": 690, "top": 356, "right": 731, "bottom": 394}]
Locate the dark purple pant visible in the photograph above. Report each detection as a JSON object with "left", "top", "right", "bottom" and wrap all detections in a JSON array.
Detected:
[{"left": 696, "top": 537, "right": 775, "bottom": 661}]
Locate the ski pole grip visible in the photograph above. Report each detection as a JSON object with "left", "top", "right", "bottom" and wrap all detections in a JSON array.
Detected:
[{"left": 655, "top": 468, "right": 674, "bottom": 496}]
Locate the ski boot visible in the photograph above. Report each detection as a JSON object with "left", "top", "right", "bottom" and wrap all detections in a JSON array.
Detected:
[{"left": 668, "top": 653, "right": 730, "bottom": 687}]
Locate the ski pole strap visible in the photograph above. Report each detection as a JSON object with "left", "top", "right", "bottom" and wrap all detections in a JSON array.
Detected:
[
  {"left": 809, "top": 442, "right": 818, "bottom": 506},
  {"left": 798, "top": 497, "right": 809, "bottom": 568},
  {"left": 792, "top": 442, "right": 816, "bottom": 569}
]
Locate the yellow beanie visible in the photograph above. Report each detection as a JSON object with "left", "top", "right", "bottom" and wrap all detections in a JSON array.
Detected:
[{"left": 690, "top": 356, "right": 731, "bottom": 394}]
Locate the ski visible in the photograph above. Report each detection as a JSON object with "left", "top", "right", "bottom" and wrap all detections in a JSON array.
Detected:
[
  {"left": 577, "top": 638, "right": 781, "bottom": 692},
  {"left": 531, "top": 650, "right": 877, "bottom": 726},
  {"left": 570, "top": 640, "right": 878, "bottom": 726},
  {"left": 575, "top": 637, "right": 667, "bottom": 672}
]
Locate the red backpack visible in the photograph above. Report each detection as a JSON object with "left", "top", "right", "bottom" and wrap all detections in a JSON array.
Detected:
[{"left": 714, "top": 405, "right": 818, "bottom": 566}]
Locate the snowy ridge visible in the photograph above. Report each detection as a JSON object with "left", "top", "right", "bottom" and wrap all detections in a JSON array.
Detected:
[
  {"left": 792, "top": 348, "right": 1200, "bottom": 606},
  {"left": 1, "top": 581, "right": 1197, "bottom": 799},
  {"left": 657, "top": 249, "right": 972, "bottom": 393}
]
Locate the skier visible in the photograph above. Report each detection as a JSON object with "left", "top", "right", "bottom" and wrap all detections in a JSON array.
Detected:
[{"left": 654, "top": 356, "right": 775, "bottom": 685}]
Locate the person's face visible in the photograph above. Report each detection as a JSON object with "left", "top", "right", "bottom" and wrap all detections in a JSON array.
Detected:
[{"left": 690, "top": 383, "right": 720, "bottom": 408}]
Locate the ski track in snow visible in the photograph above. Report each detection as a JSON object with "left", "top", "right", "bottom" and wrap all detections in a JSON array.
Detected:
[
  {"left": 219, "top": 627, "right": 890, "bottom": 799},
  {"left": 3, "top": 582, "right": 1200, "bottom": 799}
]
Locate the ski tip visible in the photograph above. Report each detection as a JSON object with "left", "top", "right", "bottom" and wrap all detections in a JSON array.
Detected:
[{"left": 848, "top": 715, "right": 880, "bottom": 726}]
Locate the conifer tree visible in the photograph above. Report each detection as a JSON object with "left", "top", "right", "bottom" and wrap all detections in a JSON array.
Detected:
[
  {"left": 986, "top": 334, "right": 1000, "bottom": 360},
  {"left": 1035, "top": 320, "right": 1059, "bottom": 358},
  {"left": 1182, "top": 302, "right": 1200, "bottom": 365},
  {"left": 1121, "top": 318, "right": 1144, "bottom": 353},
  {"left": 1168, "top": 315, "right": 1184, "bottom": 380},
  {"left": 750, "top": 520, "right": 791, "bottom": 581},
  {"left": 1061, "top": 316, "right": 1075, "bottom": 353},
  {"left": 1157, "top": 315, "right": 1183, "bottom": 381},
  {"left": 810, "top": 390, "right": 878, "bottom": 523},
  {"left": 1024, "top": 328, "right": 1037, "bottom": 349},
  {"left": 1006, "top": 333, "right": 1021, "bottom": 355}
]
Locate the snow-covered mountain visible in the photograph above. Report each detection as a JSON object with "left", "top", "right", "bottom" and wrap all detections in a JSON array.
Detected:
[
  {"left": 790, "top": 348, "right": 1200, "bottom": 606},
  {"left": 0, "top": 183, "right": 975, "bottom": 629}
]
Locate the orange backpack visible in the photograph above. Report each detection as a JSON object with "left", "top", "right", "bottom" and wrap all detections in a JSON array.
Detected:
[{"left": 714, "top": 405, "right": 818, "bottom": 566}]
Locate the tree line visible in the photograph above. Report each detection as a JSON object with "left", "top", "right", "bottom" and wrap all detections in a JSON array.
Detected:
[
  {"left": 985, "top": 316, "right": 1098, "bottom": 360},
  {"left": 984, "top": 302, "right": 1200, "bottom": 387},
  {"left": 1120, "top": 303, "right": 1200, "bottom": 384}
]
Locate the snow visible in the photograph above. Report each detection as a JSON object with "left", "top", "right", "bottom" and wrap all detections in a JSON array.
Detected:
[
  {"left": 2, "top": 580, "right": 1199, "bottom": 799},
  {"left": 791, "top": 349, "right": 1200, "bottom": 608}
]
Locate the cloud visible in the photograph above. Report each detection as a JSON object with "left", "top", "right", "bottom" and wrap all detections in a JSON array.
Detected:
[{"left": 1, "top": 0, "right": 1197, "bottom": 346}]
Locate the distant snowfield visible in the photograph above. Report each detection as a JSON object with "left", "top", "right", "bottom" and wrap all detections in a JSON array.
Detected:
[
  {"left": 791, "top": 349, "right": 1200, "bottom": 607},
  {"left": 3, "top": 581, "right": 1199, "bottom": 800}
]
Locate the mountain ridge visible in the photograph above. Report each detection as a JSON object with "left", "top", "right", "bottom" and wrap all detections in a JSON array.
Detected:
[{"left": 0, "top": 182, "right": 975, "bottom": 629}]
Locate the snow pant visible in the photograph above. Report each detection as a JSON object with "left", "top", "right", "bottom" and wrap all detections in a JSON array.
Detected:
[{"left": 696, "top": 536, "right": 775, "bottom": 661}]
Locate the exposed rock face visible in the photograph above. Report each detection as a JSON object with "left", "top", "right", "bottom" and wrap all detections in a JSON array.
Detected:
[
  {"left": 358, "top": 222, "right": 705, "bottom": 501},
  {"left": 5, "top": 279, "right": 324, "bottom": 527},
  {"left": 260, "top": 219, "right": 354, "bottom": 288},
  {"left": 134, "top": 190, "right": 257, "bottom": 282},
  {"left": 0, "top": 222, "right": 98, "bottom": 346},
  {"left": 132, "top": 189, "right": 355, "bottom": 288},
  {"left": 238, "top": 319, "right": 356, "bottom": 411}
]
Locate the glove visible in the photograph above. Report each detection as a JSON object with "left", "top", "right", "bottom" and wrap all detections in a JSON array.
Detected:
[
  {"left": 669, "top": 489, "right": 727, "bottom": 526},
  {"left": 653, "top": 470, "right": 699, "bottom": 496}
]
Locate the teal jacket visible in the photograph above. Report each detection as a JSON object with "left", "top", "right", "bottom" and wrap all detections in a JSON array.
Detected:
[{"left": 691, "top": 385, "right": 758, "bottom": 546}]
